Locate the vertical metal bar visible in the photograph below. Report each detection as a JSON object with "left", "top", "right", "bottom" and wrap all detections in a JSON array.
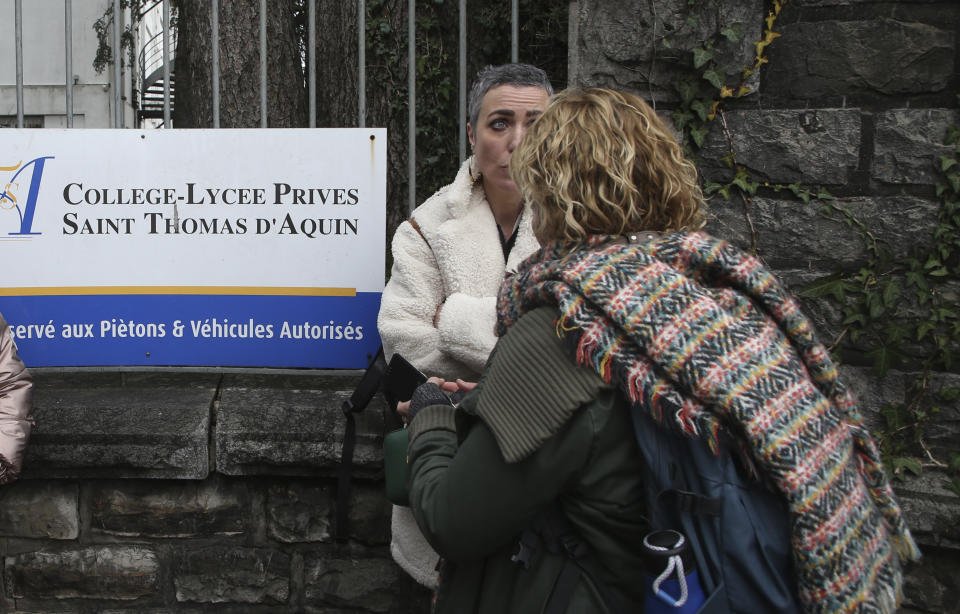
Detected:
[
  {"left": 407, "top": 0, "right": 415, "bottom": 214},
  {"left": 15, "top": 0, "right": 24, "bottom": 128},
  {"left": 357, "top": 0, "right": 365, "bottom": 127},
  {"left": 65, "top": 0, "right": 74, "bottom": 127},
  {"left": 511, "top": 0, "right": 518, "bottom": 63},
  {"left": 163, "top": 0, "right": 171, "bottom": 127},
  {"left": 113, "top": 0, "right": 121, "bottom": 128},
  {"left": 458, "top": 0, "right": 466, "bottom": 163},
  {"left": 308, "top": 0, "right": 316, "bottom": 128},
  {"left": 260, "top": 0, "right": 267, "bottom": 128},
  {"left": 211, "top": 0, "right": 220, "bottom": 128}
]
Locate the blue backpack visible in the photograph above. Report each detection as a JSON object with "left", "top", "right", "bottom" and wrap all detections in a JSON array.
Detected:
[
  {"left": 630, "top": 408, "right": 801, "bottom": 614},
  {"left": 515, "top": 404, "right": 803, "bottom": 614}
]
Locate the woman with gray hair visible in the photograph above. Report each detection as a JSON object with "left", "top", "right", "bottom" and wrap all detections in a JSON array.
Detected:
[
  {"left": 377, "top": 63, "right": 552, "bottom": 588},
  {"left": 402, "top": 88, "right": 918, "bottom": 613}
]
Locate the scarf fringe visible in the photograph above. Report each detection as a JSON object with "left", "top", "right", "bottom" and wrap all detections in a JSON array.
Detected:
[{"left": 498, "top": 232, "right": 922, "bottom": 614}]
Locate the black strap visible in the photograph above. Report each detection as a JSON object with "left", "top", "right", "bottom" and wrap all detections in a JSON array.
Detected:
[
  {"left": 659, "top": 488, "right": 723, "bottom": 516},
  {"left": 335, "top": 347, "right": 388, "bottom": 542},
  {"left": 515, "top": 506, "right": 629, "bottom": 614},
  {"left": 545, "top": 556, "right": 585, "bottom": 614}
]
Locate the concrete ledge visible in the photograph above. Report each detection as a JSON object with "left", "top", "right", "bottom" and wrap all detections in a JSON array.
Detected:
[
  {"left": 25, "top": 372, "right": 216, "bottom": 480},
  {"left": 215, "top": 374, "right": 388, "bottom": 478}
]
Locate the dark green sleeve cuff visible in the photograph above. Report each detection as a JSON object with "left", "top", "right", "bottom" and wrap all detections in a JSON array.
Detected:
[{"left": 407, "top": 404, "right": 457, "bottom": 442}]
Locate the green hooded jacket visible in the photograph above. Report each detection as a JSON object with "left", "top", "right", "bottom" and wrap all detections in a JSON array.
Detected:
[{"left": 406, "top": 306, "right": 648, "bottom": 613}]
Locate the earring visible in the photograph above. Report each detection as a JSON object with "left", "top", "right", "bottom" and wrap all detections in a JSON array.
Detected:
[{"left": 468, "top": 155, "right": 480, "bottom": 182}]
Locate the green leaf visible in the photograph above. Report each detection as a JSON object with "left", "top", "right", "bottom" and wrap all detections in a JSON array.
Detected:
[
  {"left": 868, "top": 344, "right": 896, "bottom": 376},
  {"left": 942, "top": 156, "right": 958, "bottom": 172},
  {"left": 701, "top": 69, "right": 724, "bottom": 90},
  {"left": 882, "top": 279, "right": 901, "bottom": 307},
  {"left": 690, "top": 100, "right": 709, "bottom": 122},
  {"left": 948, "top": 452, "right": 960, "bottom": 473},
  {"left": 916, "top": 321, "right": 935, "bottom": 341},
  {"left": 672, "top": 110, "right": 694, "bottom": 131},
  {"left": 892, "top": 457, "right": 922, "bottom": 477},
  {"left": 939, "top": 387, "right": 960, "bottom": 403},
  {"left": 676, "top": 79, "right": 699, "bottom": 105},
  {"left": 905, "top": 270, "right": 929, "bottom": 291},
  {"left": 946, "top": 476, "right": 960, "bottom": 497},
  {"left": 693, "top": 46, "right": 714, "bottom": 69},
  {"left": 843, "top": 312, "right": 867, "bottom": 327},
  {"left": 882, "top": 405, "right": 904, "bottom": 429},
  {"left": 800, "top": 274, "right": 847, "bottom": 301},
  {"left": 929, "top": 267, "right": 950, "bottom": 277},
  {"left": 690, "top": 125, "right": 709, "bottom": 149},
  {"left": 720, "top": 23, "right": 742, "bottom": 43}
]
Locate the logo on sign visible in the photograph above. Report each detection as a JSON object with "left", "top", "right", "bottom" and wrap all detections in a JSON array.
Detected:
[{"left": 1, "top": 156, "right": 54, "bottom": 236}]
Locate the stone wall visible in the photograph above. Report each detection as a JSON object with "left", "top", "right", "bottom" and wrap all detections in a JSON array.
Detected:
[
  {"left": 570, "top": 0, "right": 959, "bottom": 613},
  {"left": 3, "top": 1, "right": 958, "bottom": 613},
  {"left": 1, "top": 372, "right": 431, "bottom": 613}
]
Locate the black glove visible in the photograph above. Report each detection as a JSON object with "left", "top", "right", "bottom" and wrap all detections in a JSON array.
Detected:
[{"left": 408, "top": 382, "right": 454, "bottom": 422}]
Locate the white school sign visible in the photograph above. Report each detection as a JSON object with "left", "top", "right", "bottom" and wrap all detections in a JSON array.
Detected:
[{"left": 0, "top": 129, "right": 386, "bottom": 368}]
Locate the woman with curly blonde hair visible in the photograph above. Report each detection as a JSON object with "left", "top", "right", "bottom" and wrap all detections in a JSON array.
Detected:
[
  {"left": 511, "top": 87, "right": 704, "bottom": 242},
  {"left": 401, "top": 88, "right": 916, "bottom": 613}
]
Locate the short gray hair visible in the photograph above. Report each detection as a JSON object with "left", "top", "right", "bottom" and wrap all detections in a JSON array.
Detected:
[{"left": 467, "top": 63, "right": 553, "bottom": 128}]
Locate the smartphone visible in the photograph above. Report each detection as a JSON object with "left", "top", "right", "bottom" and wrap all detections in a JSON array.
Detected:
[{"left": 383, "top": 353, "right": 427, "bottom": 411}]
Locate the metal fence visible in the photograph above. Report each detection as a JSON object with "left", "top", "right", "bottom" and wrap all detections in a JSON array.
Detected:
[{"left": 8, "top": 0, "right": 523, "bottom": 214}]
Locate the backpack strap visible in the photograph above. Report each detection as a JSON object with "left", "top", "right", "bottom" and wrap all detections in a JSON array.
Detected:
[
  {"left": 408, "top": 216, "right": 428, "bottom": 245},
  {"left": 657, "top": 488, "right": 722, "bottom": 516},
  {"left": 335, "top": 347, "right": 388, "bottom": 542},
  {"left": 513, "top": 505, "right": 631, "bottom": 614}
]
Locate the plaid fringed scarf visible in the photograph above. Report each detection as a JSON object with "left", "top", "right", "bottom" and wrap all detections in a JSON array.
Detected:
[{"left": 497, "top": 231, "right": 920, "bottom": 614}]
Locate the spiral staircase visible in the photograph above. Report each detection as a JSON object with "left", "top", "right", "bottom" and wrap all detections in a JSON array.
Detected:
[{"left": 137, "top": 16, "right": 176, "bottom": 124}]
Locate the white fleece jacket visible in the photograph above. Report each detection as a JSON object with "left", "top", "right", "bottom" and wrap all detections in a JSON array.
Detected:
[
  {"left": 378, "top": 156, "right": 539, "bottom": 382},
  {"left": 377, "top": 156, "right": 539, "bottom": 587}
]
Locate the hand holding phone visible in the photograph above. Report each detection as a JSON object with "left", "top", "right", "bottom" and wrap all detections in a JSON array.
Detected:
[{"left": 383, "top": 354, "right": 427, "bottom": 412}]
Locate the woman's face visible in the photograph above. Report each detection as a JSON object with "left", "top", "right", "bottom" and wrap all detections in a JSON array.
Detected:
[{"left": 468, "top": 84, "right": 550, "bottom": 209}]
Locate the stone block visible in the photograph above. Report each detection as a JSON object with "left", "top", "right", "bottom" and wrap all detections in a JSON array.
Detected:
[
  {"left": 570, "top": 0, "right": 763, "bottom": 100},
  {"left": 873, "top": 109, "right": 960, "bottom": 185},
  {"left": 902, "top": 546, "right": 960, "bottom": 614},
  {"left": 345, "top": 483, "right": 392, "bottom": 547},
  {"left": 90, "top": 476, "right": 246, "bottom": 538},
  {"left": 895, "top": 470, "right": 960, "bottom": 549},
  {"left": 765, "top": 20, "right": 953, "bottom": 100},
  {"left": 0, "top": 481, "right": 79, "bottom": 540},
  {"left": 303, "top": 554, "right": 402, "bottom": 613},
  {"left": 793, "top": 0, "right": 945, "bottom": 4},
  {"left": 838, "top": 366, "right": 908, "bottom": 435},
  {"left": 917, "top": 372, "right": 960, "bottom": 460},
  {"left": 699, "top": 109, "right": 861, "bottom": 185},
  {"left": 173, "top": 547, "right": 290, "bottom": 604},
  {"left": 267, "top": 481, "right": 335, "bottom": 543},
  {"left": 706, "top": 195, "right": 939, "bottom": 272},
  {"left": 25, "top": 372, "right": 215, "bottom": 479},
  {"left": 216, "top": 373, "right": 387, "bottom": 477},
  {"left": 4, "top": 545, "right": 158, "bottom": 600}
]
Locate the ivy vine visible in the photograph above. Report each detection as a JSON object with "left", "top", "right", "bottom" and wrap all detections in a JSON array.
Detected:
[{"left": 665, "top": 0, "right": 959, "bottom": 490}]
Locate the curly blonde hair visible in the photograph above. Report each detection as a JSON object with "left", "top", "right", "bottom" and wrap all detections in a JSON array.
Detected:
[{"left": 510, "top": 88, "right": 705, "bottom": 242}]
